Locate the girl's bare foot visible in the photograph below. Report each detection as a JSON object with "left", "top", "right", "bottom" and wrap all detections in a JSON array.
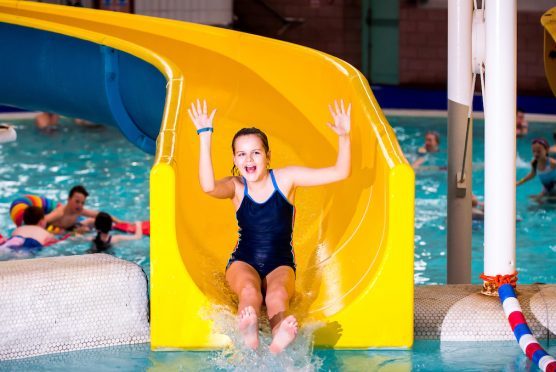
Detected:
[
  {"left": 238, "top": 306, "right": 259, "bottom": 349},
  {"left": 269, "top": 315, "right": 298, "bottom": 354}
]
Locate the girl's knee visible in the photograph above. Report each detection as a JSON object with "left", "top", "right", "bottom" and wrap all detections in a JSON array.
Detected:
[
  {"left": 265, "top": 286, "right": 289, "bottom": 304},
  {"left": 240, "top": 283, "right": 262, "bottom": 301}
]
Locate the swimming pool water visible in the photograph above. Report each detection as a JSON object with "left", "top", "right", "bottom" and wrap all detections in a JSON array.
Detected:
[
  {"left": 390, "top": 116, "right": 556, "bottom": 285},
  {"left": 1, "top": 340, "right": 554, "bottom": 371},
  {"left": 1, "top": 116, "right": 555, "bottom": 370},
  {"left": 0, "top": 118, "right": 152, "bottom": 273}
]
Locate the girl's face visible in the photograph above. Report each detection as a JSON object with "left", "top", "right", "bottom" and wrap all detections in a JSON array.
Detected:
[
  {"left": 233, "top": 134, "right": 270, "bottom": 181},
  {"left": 532, "top": 143, "right": 547, "bottom": 160}
]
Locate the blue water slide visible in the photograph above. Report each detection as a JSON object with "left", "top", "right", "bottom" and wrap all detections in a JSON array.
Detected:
[{"left": 0, "top": 23, "right": 166, "bottom": 154}]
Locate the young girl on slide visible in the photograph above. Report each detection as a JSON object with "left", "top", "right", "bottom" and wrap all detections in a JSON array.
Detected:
[{"left": 188, "top": 99, "right": 351, "bottom": 353}]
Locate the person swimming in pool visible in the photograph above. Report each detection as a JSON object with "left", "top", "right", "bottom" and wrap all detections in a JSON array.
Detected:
[
  {"left": 34, "top": 112, "right": 60, "bottom": 132},
  {"left": 45, "top": 185, "right": 121, "bottom": 233},
  {"left": 188, "top": 99, "right": 351, "bottom": 353},
  {"left": 412, "top": 130, "right": 441, "bottom": 170},
  {"left": 516, "top": 108, "right": 529, "bottom": 138},
  {"left": 516, "top": 138, "right": 556, "bottom": 201},
  {"left": 0, "top": 122, "right": 17, "bottom": 144},
  {"left": 88, "top": 212, "right": 143, "bottom": 253},
  {"left": 0, "top": 206, "right": 57, "bottom": 250}
]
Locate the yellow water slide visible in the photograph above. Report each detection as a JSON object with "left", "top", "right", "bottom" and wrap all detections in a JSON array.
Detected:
[
  {"left": 542, "top": 7, "right": 556, "bottom": 96},
  {"left": 0, "top": 1, "right": 414, "bottom": 349}
]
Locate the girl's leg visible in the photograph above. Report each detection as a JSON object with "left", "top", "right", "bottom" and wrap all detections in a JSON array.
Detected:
[
  {"left": 264, "top": 266, "right": 297, "bottom": 354},
  {"left": 226, "top": 261, "right": 263, "bottom": 349}
]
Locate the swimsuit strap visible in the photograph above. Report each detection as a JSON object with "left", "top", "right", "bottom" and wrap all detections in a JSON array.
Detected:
[
  {"left": 242, "top": 177, "right": 248, "bottom": 196},
  {"left": 269, "top": 169, "right": 290, "bottom": 202},
  {"left": 269, "top": 169, "right": 278, "bottom": 190}
]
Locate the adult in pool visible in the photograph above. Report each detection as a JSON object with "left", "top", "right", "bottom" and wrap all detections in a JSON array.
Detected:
[
  {"left": 45, "top": 185, "right": 122, "bottom": 233},
  {"left": 188, "top": 99, "right": 351, "bottom": 353},
  {"left": 34, "top": 112, "right": 60, "bottom": 132},
  {"left": 412, "top": 130, "right": 441, "bottom": 170},
  {"left": 516, "top": 108, "right": 529, "bottom": 138}
]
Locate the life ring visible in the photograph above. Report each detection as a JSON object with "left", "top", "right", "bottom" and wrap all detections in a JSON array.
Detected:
[{"left": 9, "top": 194, "right": 58, "bottom": 227}]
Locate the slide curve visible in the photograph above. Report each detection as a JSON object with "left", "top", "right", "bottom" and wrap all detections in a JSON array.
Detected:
[{"left": 0, "top": 0, "right": 414, "bottom": 349}]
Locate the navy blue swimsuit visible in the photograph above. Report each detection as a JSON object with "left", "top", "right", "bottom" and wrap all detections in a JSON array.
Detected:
[{"left": 226, "top": 170, "right": 296, "bottom": 278}]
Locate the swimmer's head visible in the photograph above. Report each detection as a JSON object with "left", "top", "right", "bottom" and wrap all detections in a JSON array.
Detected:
[
  {"left": 517, "top": 108, "right": 525, "bottom": 125},
  {"left": 424, "top": 131, "right": 440, "bottom": 153},
  {"left": 231, "top": 127, "right": 271, "bottom": 179},
  {"left": 94, "top": 212, "right": 113, "bottom": 234},
  {"left": 23, "top": 206, "right": 46, "bottom": 227},
  {"left": 68, "top": 185, "right": 89, "bottom": 213},
  {"left": 532, "top": 138, "right": 549, "bottom": 160}
]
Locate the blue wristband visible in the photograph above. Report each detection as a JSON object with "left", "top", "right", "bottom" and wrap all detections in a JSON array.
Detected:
[{"left": 197, "top": 127, "right": 213, "bottom": 135}]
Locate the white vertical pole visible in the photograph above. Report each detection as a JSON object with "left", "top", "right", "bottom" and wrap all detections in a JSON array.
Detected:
[
  {"left": 447, "top": 0, "right": 473, "bottom": 284},
  {"left": 448, "top": 0, "right": 472, "bottom": 107},
  {"left": 484, "top": 0, "right": 516, "bottom": 277}
]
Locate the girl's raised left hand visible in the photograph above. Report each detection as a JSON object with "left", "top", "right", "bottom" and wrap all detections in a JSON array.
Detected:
[{"left": 327, "top": 99, "right": 351, "bottom": 136}]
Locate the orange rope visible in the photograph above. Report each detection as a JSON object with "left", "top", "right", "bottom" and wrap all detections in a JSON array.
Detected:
[{"left": 480, "top": 272, "right": 518, "bottom": 288}]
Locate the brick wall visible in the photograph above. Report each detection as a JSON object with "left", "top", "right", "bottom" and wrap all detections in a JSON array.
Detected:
[
  {"left": 399, "top": 4, "right": 447, "bottom": 88},
  {"left": 234, "top": 0, "right": 362, "bottom": 69},
  {"left": 134, "top": 0, "right": 233, "bottom": 26},
  {"left": 233, "top": 1, "right": 549, "bottom": 95},
  {"left": 399, "top": 2, "right": 550, "bottom": 95},
  {"left": 518, "top": 11, "right": 549, "bottom": 94}
]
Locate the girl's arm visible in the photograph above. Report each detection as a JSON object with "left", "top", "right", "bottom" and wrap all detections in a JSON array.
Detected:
[
  {"left": 517, "top": 171, "right": 535, "bottom": 186},
  {"left": 281, "top": 100, "right": 351, "bottom": 188},
  {"left": 517, "top": 161, "right": 536, "bottom": 186},
  {"left": 112, "top": 221, "right": 143, "bottom": 243},
  {"left": 188, "top": 100, "right": 235, "bottom": 199}
]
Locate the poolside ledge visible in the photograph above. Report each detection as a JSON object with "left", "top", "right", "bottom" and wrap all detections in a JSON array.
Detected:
[
  {"left": 0, "top": 254, "right": 149, "bottom": 360},
  {"left": 415, "top": 284, "right": 556, "bottom": 341}
]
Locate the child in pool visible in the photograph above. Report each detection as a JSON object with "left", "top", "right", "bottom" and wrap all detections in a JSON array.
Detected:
[
  {"left": 89, "top": 212, "right": 143, "bottom": 253},
  {"left": 516, "top": 138, "right": 556, "bottom": 201},
  {"left": 188, "top": 99, "right": 351, "bottom": 353},
  {"left": 1, "top": 206, "right": 57, "bottom": 249}
]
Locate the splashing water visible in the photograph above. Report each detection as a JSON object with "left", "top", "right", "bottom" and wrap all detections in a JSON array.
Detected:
[{"left": 204, "top": 304, "right": 324, "bottom": 371}]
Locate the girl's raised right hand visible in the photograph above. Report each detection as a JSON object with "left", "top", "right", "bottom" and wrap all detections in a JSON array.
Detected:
[{"left": 188, "top": 99, "right": 216, "bottom": 131}]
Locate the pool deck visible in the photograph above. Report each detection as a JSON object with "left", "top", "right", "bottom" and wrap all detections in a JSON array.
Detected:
[{"left": 415, "top": 284, "right": 556, "bottom": 341}]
